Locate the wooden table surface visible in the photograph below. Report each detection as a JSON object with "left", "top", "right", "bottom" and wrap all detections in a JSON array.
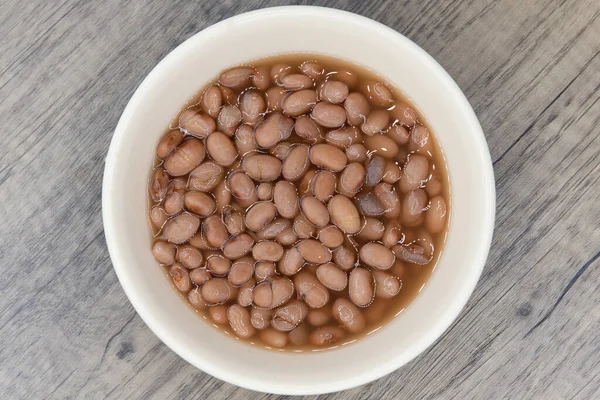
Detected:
[{"left": 1, "top": 0, "right": 599, "bottom": 398}]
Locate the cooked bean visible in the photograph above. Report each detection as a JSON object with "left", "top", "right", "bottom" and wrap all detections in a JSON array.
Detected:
[
  {"left": 163, "top": 213, "right": 200, "bottom": 244},
  {"left": 150, "top": 206, "right": 168, "bottom": 230},
  {"left": 299, "top": 61, "right": 324, "bottom": 80},
  {"left": 362, "top": 81, "right": 394, "bottom": 107},
  {"left": 222, "top": 233, "right": 254, "bottom": 259},
  {"left": 297, "top": 239, "right": 331, "bottom": 264},
  {"left": 178, "top": 110, "right": 215, "bottom": 139},
  {"left": 265, "top": 86, "right": 287, "bottom": 112},
  {"left": 325, "top": 126, "right": 361, "bottom": 149},
  {"left": 206, "top": 254, "right": 231, "bottom": 276},
  {"left": 317, "top": 225, "right": 344, "bottom": 249},
  {"left": 252, "top": 66, "right": 271, "bottom": 91},
  {"left": 216, "top": 105, "right": 242, "bottom": 136},
  {"left": 294, "top": 115, "right": 323, "bottom": 143},
  {"left": 373, "top": 270, "right": 402, "bottom": 299},
  {"left": 152, "top": 240, "right": 176, "bottom": 264},
  {"left": 227, "top": 171, "right": 258, "bottom": 206},
  {"left": 307, "top": 308, "right": 332, "bottom": 327},
  {"left": 212, "top": 180, "right": 230, "bottom": 213},
  {"left": 401, "top": 189, "right": 427, "bottom": 227},
  {"left": 382, "top": 220, "right": 404, "bottom": 247},
  {"left": 387, "top": 124, "right": 410, "bottom": 145},
  {"left": 164, "top": 180, "right": 186, "bottom": 215},
  {"left": 362, "top": 110, "right": 390, "bottom": 136},
  {"left": 309, "top": 325, "right": 345, "bottom": 345},
  {"left": 389, "top": 101, "right": 417, "bottom": 126},
  {"left": 360, "top": 242, "right": 395, "bottom": 270},
  {"left": 281, "top": 74, "right": 313, "bottom": 91},
  {"left": 293, "top": 214, "right": 315, "bottom": 239},
  {"left": 201, "top": 278, "right": 231, "bottom": 305},
  {"left": 229, "top": 256, "right": 254, "bottom": 286},
  {"left": 157, "top": 130, "right": 184, "bottom": 159},
  {"left": 188, "top": 232, "right": 208, "bottom": 250},
  {"left": 282, "top": 89, "right": 317, "bottom": 117},
  {"left": 300, "top": 195, "right": 330, "bottom": 228},
  {"left": 245, "top": 201, "right": 276, "bottom": 232},
  {"left": 311, "top": 102, "right": 346, "bottom": 128},
  {"left": 236, "top": 278, "right": 255, "bottom": 307},
  {"left": 164, "top": 138, "right": 205, "bottom": 176},
  {"left": 270, "top": 141, "right": 293, "bottom": 159},
  {"left": 310, "top": 170, "right": 336, "bottom": 202},
  {"left": 294, "top": 271, "right": 330, "bottom": 308},
  {"left": 188, "top": 287, "right": 207, "bottom": 310},
  {"left": 253, "top": 240, "right": 284, "bottom": 262},
  {"left": 332, "top": 298, "right": 366, "bottom": 333},
  {"left": 328, "top": 194, "right": 361, "bottom": 234},
  {"left": 346, "top": 143, "right": 368, "bottom": 163},
  {"left": 176, "top": 245, "right": 203, "bottom": 269},
  {"left": 256, "top": 218, "right": 290, "bottom": 240},
  {"left": 206, "top": 305, "right": 227, "bottom": 325},
  {"left": 271, "top": 300, "right": 308, "bottom": 332},
  {"left": 425, "top": 195, "right": 447, "bottom": 233},
  {"left": 364, "top": 132, "right": 399, "bottom": 158},
  {"left": 365, "top": 155, "right": 386, "bottom": 187},
  {"left": 227, "top": 304, "right": 255, "bottom": 339},
  {"left": 187, "top": 161, "right": 224, "bottom": 192},
  {"left": 348, "top": 267, "right": 375, "bottom": 307},
  {"left": 277, "top": 246, "right": 304, "bottom": 276},
  {"left": 222, "top": 205, "right": 245, "bottom": 235},
  {"left": 281, "top": 144, "right": 310, "bottom": 181},
  {"left": 235, "top": 124, "right": 257, "bottom": 156},
  {"left": 273, "top": 181, "right": 299, "bottom": 219},
  {"left": 184, "top": 191, "right": 216, "bottom": 217},
  {"left": 357, "top": 218, "right": 385, "bottom": 242},
  {"left": 260, "top": 328, "right": 288, "bottom": 348},
  {"left": 201, "top": 86, "right": 222, "bottom": 118},
  {"left": 190, "top": 268, "right": 211, "bottom": 286},
  {"left": 201, "top": 215, "right": 229, "bottom": 248},
  {"left": 373, "top": 183, "right": 401, "bottom": 217},
  {"left": 169, "top": 263, "right": 191, "bottom": 293},
  {"left": 276, "top": 227, "right": 297, "bottom": 246},
  {"left": 219, "top": 67, "right": 254, "bottom": 88},
  {"left": 382, "top": 160, "right": 401, "bottom": 184},
  {"left": 220, "top": 85, "right": 237, "bottom": 106},
  {"left": 338, "top": 162, "right": 366, "bottom": 196},
  {"left": 344, "top": 92, "right": 370, "bottom": 126},
  {"left": 409, "top": 124, "right": 434, "bottom": 155},
  {"left": 256, "top": 182, "right": 273, "bottom": 200},
  {"left": 309, "top": 144, "right": 347, "bottom": 172},
  {"left": 206, "top": 132, "right": 237, "bottom": 167},
  {"left": 425, "top": 175, "right": 443, "bottom": 196},
  {"left": 319, "top": 80, "right": 349, "bottom": 104},
  {"left": 242, "top": 153, "right": 282, "bottom": 182},
  {"left": 255, "top": 261, "right": 276, "bottom": 281},
  {"left": 270, "top": 63, "right": 292, "bottom": 84},
  {"left": 392, "top": 243, "right": 431, "bottom": 265},
  {"left": 255, "top": 112, "right": 294, "bottom": 148},
  {"left": 251, "top": 307, "right": 273, "bottom": 330},
  {"left": 253, "top": 275, "right": 294, "bottom": 309},
  {"left": 316, "top": 263, "right": 347, "bottom": 291},
  {"left": 358, "top": 192, "right": 385, "bottom": 216}
]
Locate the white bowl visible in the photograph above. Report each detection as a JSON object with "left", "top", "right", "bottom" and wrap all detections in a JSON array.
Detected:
[{"left": 102, "top": 6, "right": 495, "bottom": 395}]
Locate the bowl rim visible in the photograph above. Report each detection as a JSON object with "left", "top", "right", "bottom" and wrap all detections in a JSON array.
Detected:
[{"left": 102, "top": 5, "right": 495, "bottom": 395}]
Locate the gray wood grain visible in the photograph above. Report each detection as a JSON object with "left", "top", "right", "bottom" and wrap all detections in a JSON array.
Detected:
[{"left": 1, "top": 0, "right": 598, "bottom": 398}]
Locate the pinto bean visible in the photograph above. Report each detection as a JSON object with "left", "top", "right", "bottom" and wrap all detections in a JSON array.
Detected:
[
  {"left": 176, "top": 245, "right": 203, "bottom": 269},
  {"left": 362, "top": 110, "right": 390, "bottom": 136},
  {"left": 255, "top": 112, "right": 294, "bottom": 148},
  {"left": 338, "top": 162, "right": 366, "bottom": 196},
  {"left": 309, "top": 144, "right": 347, "bottom": 172},
  {"left": 294, "top": 271, "right": 330, "bottom": 308},
  {"left": 201, "top": 278, "right": 231, "bottom": 305},
  {"left": 307, "top": 307, "right": 332, "bottom": 327},
  {"left": 164, "top": 138, "right": 205, "bottom": 176},
  {"left": 357, "top": 218, "right": 385, "bottom": 242},
  {"left": 190, "top": 268, "right": 211, "bottom": 286},
  {"left": 358, "top": 192, "right": 385, "bottom": 216},
  {"left": 222, "top": 233, "right": 254, "bottom": 260},
  {"left": 387, "top": 124, "right": 410, "bottom": 145},
  {"left": 328, "top": 195, "right": 361, "bottom": 234},
  {"left": 294, "top": 115, "right": 323, "bottom": 143},
  {"left": 425, "top": 195, "right": 447, "bottom": 233},
  {"left": 316, "top": 263, "right": 348, "bottom": 291},
  {"left": 425, "top": 175, "right": 443, "bottom": 197},
  {"left": 201, "top": 86, "right": 222, "bottom": 118},
  {"left": 227, "top": 171, "right": 257, "bottom": 206},
  {"left": 362, "top": 81, "right": 394, "bottom": 107},
  {"left": 365, "top": 155, "right": 386, "bottom": 187},
  {"left": 242, "top": 153, "right": 282, "bottom": 182},
  {"left": 157, "top": 130, "right": 184, "bottom": 159},
  {"left": 389, "top": 101, "right": 417, "bottom": 127},
  {"left": 319, "top": 80, "right": 349, "bottom": 104},
  {"left": 300, "top": 195, "right": 330, "bottom": 228},
  {"left": 228, "top": 256, "right": 254, "bottom": 286},
  {"left": 252, "top": 276, "right": 294, "bottom": 309},
  {"left": 252, "top": 240, "right": 284, "bottom": 262},
  {"left": 206, "top": 254, "right": 231, "bottom": 276},
  {"left": 333, "top": 242, "right": 357, "bottom": 271},
  {"left": 360, "top": 242, "right": 395, "bottom": 270},
  {"left": 373, "top": 182, "right": 401, "bottom": 217},
  {"left": 201, "top": 215, "right": 229, "bottom": 248},
  {"left": 163, "top": 213, "right": 200, "bottom": 244},
  {"left": 325, "top": 126, "right": 361, "bottom": 149},
  {"left": 298, "top": 169, "right": 317, "bottom": 195},
  {"left": 311, "top": 170, "right": 336, "bottom": 202},
  {"left": 281, "top": 74, "right": 313, "bottom": 91},
  {"left": 256, "top": 182, "right": 273, "bottom": 200},
  {"left": 382, "top": 160, "right": 401, "bottom": 184},
  {"left": 235, "top": 124, "right": 257, "bottom": 157},
  {"left": 296, "top": 239, "right": 332, "bottom": 264},
  {"left": 282, "top": 144, "right": 311, "bottom": 181},
  {"left": 169, "top": 263, "right": 192, "bottom": 293},
  {"left": 277, "top": 247, "right": 305, "bottom": 276},
  {"left": 237, "top": 278, "right": 256, "bottom": 307},
  {"left": 400, "top": 154, "right": 429, "bottom": 193},
  {"left": 348, "top": 267, "right": 375, "bottom": 307},
  {"left": 409, "top": 124, "right": 434, "bottom": 155},
  {"left": 256, "top": 218, "right": 290, "bottom": 240},
  {"left": 184, "top": 191, "right": 216, "bottom": 217},
  {"left": 164, "top": 180, "right": 186, "bottom": 215},
  {"left": 212, "top": 180, "right": 230, "bottom": 213},
  {"left": 251, "top": 307, "right": 273, "bottom": 330},
  {"left": 216, "top": 105, "right": 242, "bottom": 136},
  {"left": 311, "top": 102, "right": 347, "bottom": 128},
  {"left": 373, "top": 270, "right": 402, "bottom": 299},
  {"left": 265, "top": 86, "right": 287, "bottom": 112},
  {"left": 238, "top": 90, "right": 266, "bottom": 126},
  {"left": 281, "top": 89, "right": 317, "bottom": 117},
  {"left": 270, "top": 63, "right": 292, "bottom": 84},
  {"left": 345, "top": 143, "right": 368, "bottom": 163},
  {"left": 188, "top": 287, "right": 207, "bottom": 310},
  {"left": 392, "top": 243, "right": 431, "bottom": 265},
  {"left": 273, "top": 181, "right": 299, "bottom": 219},
  {"left": 206, "top": 132, "right": 237, "bottom": 167},
  {"left": 344, "top": 92, "right": 370, "bottom": 126},
  {"left": 209, "top": 305, "right": 228, "bottom": 325},
  {"left": 152, "top": 240, "right": 176, "bottom": 264},
  {"left": 401, "top": 189, "right": 427, "bottom": 227},
  {"left": 150, "top": 206, "right": 168, "bottom": 230},
  {"left": 187, "top": 162, "right": 224, "bottom": 192},
  {"left": 364, "top": 132, "right": 399, "bottom": 159},
  {"left": 382, "top": 220, "right": 404, "bottom": 248},
  {"left": 219, "top": 67, "right": 254, "bottom": 88},
  {"left": 179, "top": 110, "right": 216, "bottom": 139},
  {"left": 293, "top": 214, "right": 315, "bottom": 239},
  {"left": 332, "top": 298, "right": 366, "bottom": 333},
  {"left": 222, "top": 205, "right": 245, "bottom": 235},
  {"left": 300, "top": 61, "right": 324, "bottom": 80},
  {"left": 276, "top": 227, "right": 297, "bottom": 246},
  {"left": 261, "top": 328, "right": 288, "bottom": 348},
  {"left": 245, "top": 201, "right": 276, "bottom": 232},
  {"left": 228, "top": 304, "right": 255, "bottom": 339},
  {"left": 255, "top": 262, "right": 276, "bottom": 281},
  {"left": 317, "top": 225, "right": 344, "bottom": 248},
  {"left": 271, "top": 300, "right": 308, "bottom": 332},
  {"left": 252, "top": 66, "right": 271, "bottom": 91},
  {"left": 309, "top": 325, "right": 345, "bottom": 345}
]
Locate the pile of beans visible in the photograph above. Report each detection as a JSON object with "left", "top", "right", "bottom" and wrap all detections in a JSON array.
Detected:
[{"left": 149, "top": 55, "right": 448, "bottom": 350}]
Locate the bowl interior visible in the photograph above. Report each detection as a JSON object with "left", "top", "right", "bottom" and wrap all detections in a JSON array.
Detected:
[{"left": 103, "top": 6, "right": 494, "bottom": 395}]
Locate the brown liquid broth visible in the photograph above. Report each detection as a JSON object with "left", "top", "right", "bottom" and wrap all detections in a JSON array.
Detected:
[{"left": 149, "top": 53, "right": 450, "bottom": 352}]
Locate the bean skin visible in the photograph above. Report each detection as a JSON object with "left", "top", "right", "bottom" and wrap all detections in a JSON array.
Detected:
[
  {"left": 328, "top": 195, "right": 361, "bottom": 234},
  {"left": 282, "top": 144, "right": 311, "bottom": 181},
  {"left": 346, "top": 143, "right": 368, "bottom": 163},
  {"left": 187, "top": 162, "right": 224, "bottom": 192},
  {"left": 309, "top": 325, "right": 345, "bottom": 346},
  {"left": 163, "top": 213, "right": 200, "bottom": 244},
  {"left": 373, "top": 182, "right": 401, "bottom": 218},
  {"left": 365, "top": 155, "right": 386, "bottom": 187},
  {"left": 360, "top": 242, "right": 395, "bottom": 270},
  {"left": 311, "top": 102, "right": 347, "bottom": 128},
  {"left": 188, "top": 287, "right": 207, "bottom": 310},
  {"left": 169, "top": 263, "right": 192, "bottom": 293},
  {"left": 157, "top": 130, "right": 184, "bottom": 158},
  {"left": 222, "top": 205, "right": 245, "bottom": 236},
  {"left": 213, "top": 180, "right": 231, "bottom": 213},
  {"left": 309, "top": 144, "right": 347, "bottom": 172},
  {"left": 256, "top": 218, "right": 290, "bottom": 240},
  {"left": 271, "top": 300, "right": 308, "bottom": 332},
  {"left": 358, "top": 192, "right": 385, "bottom": 217},
  {"left": 206, "top": 132, "right": 238, "bottom": 167},
  {"left": 227, "top": 304, "right": 255, "bottom": 339},
  {"left": 297, "top": 239, "right": 332, "bottom": 264},
  {"left": 294, "top": 271, "right": 330, "bottom": 308},
  {"left": 392, "top": 243, "right": 431, "bottom": 265},
  {"left": 251, "top": 307, "right": 273, "bottom": 330},
  {"left": 152, "top": 240, "right": 176, "bottom": 265},
  {"left": 316, "top": 263, "right": 348, "bottom": 291},
  {"left": 425, "top": 195, "right": 447, "bottom": 233},
  {"left": 409, "top": 124, "right": 434, "bottom": 155},
  {"left": 332, "top": 298, "right": 366, "bottom": 333},
  {"left": 348, "top": 267, "right": 375, "bottom": 307}
]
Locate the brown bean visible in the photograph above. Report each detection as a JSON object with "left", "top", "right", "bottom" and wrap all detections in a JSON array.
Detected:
[
  {"left": 325, "top": 126, "right": 361, "bottom": 149},
  {"left": 294, "top": 115, "right": 323, "bottom": 143},
  {"left": 206, "top": 132, "right": 237, "bottom": 167},
  {"left": 333, "top": 242, "right": 357, "bottom": 271},
  {"left": 201, "top": 215, "right": 228, "bottom": 248},
  {"left": 209, "top": 305, "right": 228, "bottom": 325},
  {"left": 222, "top": 205, "right": 245, "bottom": 235},
  {"left": 188, "top": 287, "right": 207, "bottom": 310},
  {"left": 229, "top": 256, "right": 254, "bottom": 286},
  {"left": 311, "top": 102, "right": 346, "bottom": 128},
  {"left": 265, "top": 86, "right": 286, "bottom": 112},
  {"left": 227, "top": 304, "right": 255, "bottom": 339},
  {"left": 282, "top": 89, "right": 317, "bottom": 117},
  {"left": 409, "top": 124, "right": 434, "bottom": 155},
  {"left": 425, "top": 175, "right": 443, "bottom": 197},
  {"left": 157, "top": 130, "right": 184, "bottom": 159},
  {"left": 270, "top": 63, "right": 292, "bottom": 84},
  {"left": 201, "top": 86, "right": 222, "bottom": 118},
  {"left": 169, "top": 263, "right": 191, "bottom": 293},
  {"left": 362, "top": 110, "right": 390, "bottom": 136},
  {"left": 317, "top": 225, "right": 344, "bottom": 249},
  {"left": 309, "top": 144, "right": 347, "bottom": 172},
  {"left": 360, "top": 242, "right": 395, "bottom": 270},
  {"left": 387, "top": 124, "right": 410, "bottom": 145},
  {"left": 364, "top": 132, "right": 399, "bottom": 159},
  {"left": 190, "top": 268, "right": 211, "bottom": 286},
  {"left": 252, "top": 66, "right": 271, "bottom": 91},
  {"left": 282, "top": 144, "right": 311, "bottom": 181},
  {"left": 316, "top": 263, "right": 347, "bottom": 291},
  {"left": 382, "top": 160, "right": 401, "bottom": 184},
  {"left": 222, "top": 233, "right": 254, "bottom": 259},
  {"left": 238, "top": 91, "right": 266, "bottom": 126},
  {"left": 245, "top": 201, "right": 276, "bottom": 232},
  {"left": 307, "top": 308, "right": 332, "bottom": 327},
  {"left": 346, "top": 143, "right": 368, "bottom": 163},
  {"left": 309, "top": 325, "right": 345, "bottom": 345},
  {"left": 184, "top": 191, "right": 216, "bottom": 217},
  {"left": 242, "top": 153, "right": 283, "bottom": 182},
  {"left": 297, "top": 239, "right": 332, "bottom": 264},
  {"left": 152, "top": 240, "right": 176, "bottom": 264},
  {"left": 319, "top": 80, "right": 349, "bottom": 104},
  {"left": 179, "top": 110, "right": 216, "bottom": 139},
  {"left": 150, "top": 206, "right": 168, "bottom": 230},
  {"left": 273, "top": 181, "right": 299, "bottom": 219},
  {"left": 253, "top": 275, "right": 294, "bottom": 309},
  {"left": 333, "top": 69, "right": 358, "bottom": 88},
  {"left": 175, "top": 245, "right": 203, "bottom": 269},
  {"left": 298, "top": 169, "right": 317, "bottom": 195},
  {"left": 362, "top": 81, "right": 394, "bottom": 107},
  {"left": 201, "top": 278, "right": 231, "bottom": 305},
  {"left": 293, "top": 214, "right": 315, "bottom": 239},
  {"left": 237, "top": 278, "right": 256, "bottom": 307},
  {"left": 251, "top": 307, "right": 272, "bottom": 330},
  {"left": 311, "top": 170, "right": 336, "bottom": 202},
  {"left": 357, "top": 218, "right": 385, "bottom": 242},
  {"left": 260, "top": 328, "right": 288, "bottom": 348},
  {"left": 344, "top": 92, "right": 370, "bottom": 126},
  {"left": 212, "top": 180, "right": 230, "bottom": 213},
  {"left": 365, "top": 155, "right": 386, "bottom": 187},
  {"left": 164, "top": 138, "right": 205, "bottom": 176},
  {"left": 256, "top": 182, "right": 273, "bottom": 200},
  {"left": 358, "top": 192, "right": 385, "bottom": 216},
  {"left": 276, "top": 227, "right": 297, "bottom": 246},
  {"left": 328, "top": 195, "right": 361, "bottom": 234},
  {"left": 425, "top": 195, "right": 447, "bottom": 233},
  {"left": 389, "top": 101, "right": 417, "bottom": 127},
  {"left": 299, "top": 195, "right": 330, "bottom": 228},
  {"left": 252, "top": 240, "right": 284, "bottom": 262},
  {"left": 294, "top": 271, "right": 329, "bottom": 308},
  {"left": 338, "top": 162, "right": 366, "bottom": 196},
  {"left": 216, "top": 105, "right": 242, "bottom": 136},
  {"left": 373, "top": 270, "right": 402, "bottom": 299},
  {"left": 392, "top": 243, "right": 431, "bottom": 265},
  {"left": 218, "top": 67, "right": 254, "bottom": 88},
  {"left": 255, "top": 112, "right": 294, "bottom": 148},
  {"left": 332, "top": 298, "right": 366, "bottom": 333},
  {"left": 271, "top": 300, "right": 308, "bottom": 332},
  {"left": 219, "top": 85, "right": 237, "bottom": 106},
  {"left": 163, "top": 213, "right": 200, "bottom": 244},
  {"left": 187, "top": 162, "right": 224, "bottom": 192},
  {"left": 300, "top": 61, "right": 324, "bottom": 79},
  {"left": 254, "top": 261, "right": 276, "bottom": 281},
  {"left": 227, "top": 171, "right": 257, "bottom": 205},
  {"left": 270, "top": 141, "right": 293, "bottom": 159},
  {"left": 281, "top": 74, "right": 313, "bottom": 91},
  {"left": 164, "top": 180, "right": 186, "bottom": 215},
  {"left": 255, "top": 218, "right": 290, "bottom": 240},
  {"left": 401, "top": 189, "right": 427, "bottom": 227},
  {"left": 206, "top": 254, "right": 231, "bottom": 276},
  {"left": 348, "top": 267, "right": 375, "bottom": 307},
  {"left": 373, "top": 182, "right": 401, "bottom": 217},
  {"left": 235, "top": 124, "right": 257, "bottom": 156},
  {"left": 277, "top": 246, "right": 304, "bottom": 276},
  {"left": 382, "top": 220, "right": 403, "bottom": 248},
  {"left": 188, "top": 232, "right": 208, "bottom": 250}
]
